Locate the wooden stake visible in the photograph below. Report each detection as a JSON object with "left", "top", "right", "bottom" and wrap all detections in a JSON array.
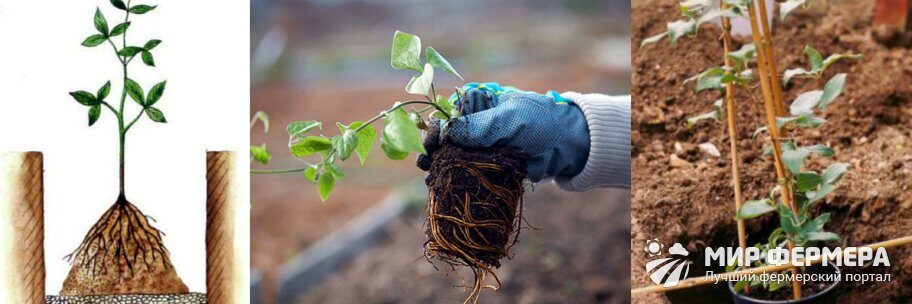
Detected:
[
  {"left": 756, "top": 0, "right": 788, "bottom": 117},
  {"left": 746, "top": 3, "right": 803, "bottom": 300},
  {"left": 0, "top": 152, "right": 46, "bottom": 303},
  {"left": 631, "top": 235, "right": 912, "bottom": 295},
  {"left": 720, "top": 0, "right": 749, "bottom": 293},
  {"left": 206, "top": 151, "right": 248, "bottom": 304}
]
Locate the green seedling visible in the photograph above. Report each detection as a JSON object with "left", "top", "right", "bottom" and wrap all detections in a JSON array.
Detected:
[
  {"left": 643, "top": 0, "right": 860, "bottom": 299},
  {"left": 250, "top": 30, "right": 463, "bottom": 201},
  {"left": 62, "top": 1, "right": 187, "bottom": 295},
  {"left": 69, "top": 0, "right": 167, "bottom": 199}
]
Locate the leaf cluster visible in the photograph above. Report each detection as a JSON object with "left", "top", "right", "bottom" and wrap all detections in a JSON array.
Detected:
[{"left": 251, "top": 31, "right": 464, "bottom": 201}]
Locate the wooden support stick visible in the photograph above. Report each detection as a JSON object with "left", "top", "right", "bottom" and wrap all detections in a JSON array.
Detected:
[
  {"left": 632, "top": 235, "right": 912, "bottom": 295},
  {"left": 206, "top": 151, "right": 248, "bottom": 304},
  {"left": 756, "top": 0, "right": 787, "bottom": 117},
  {"left": 746, "top": 3, "right": 803, "bottom": 299},
  {"left": 0, "top": 152, "right": 46, "bottom": 303},
  {"left": 720, "top": 0, "right": 749, "bottom": 293}
]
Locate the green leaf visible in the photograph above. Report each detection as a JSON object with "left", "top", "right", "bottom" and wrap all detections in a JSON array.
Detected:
[
  {"left": 390, "top": 30, "right": 423, "bottom": 72},
  {"left": 818, "top": 73, "right": 846, "bottom": 110},
  {"left": 667, "top": 19, "right": 696, "bottom": 43},
  {"left": 788, "top": 90, "right": 823, "bottom": 116},
  {"left": 821, "top": 53, "right": 863, "bottom": 70},
  {"left": 69, "top": 91, "right": 99, "bottom": 106},
  {"left": 726, "top": 43, "right": 756, "bottom": 68},
  {"left": 250, "top": 144, "right": 271, "bottom": 165},
  {"left": 686, "top": 99, "right": 723, "bottom": 129},
  {"left": 324, "top": 163, "right": 346, "bottom": 179},
  {"left": 640, "top": 32, "right": 666, "bottom": 47},
  {"left": 426, "top": 47, "right": 462, "bottom": 80},
  {"left": 97, "top": 81, "right": 111, "bottom": 100},
  {"left": 794, "top": 172, "right": 824, "bottom": 192},
  {"left": 110, "top": 22, "right": 130, "bottom": 37},
  {"left": 737, "top": 199, "right": 776, "bottom": 219},
  {"left": 290, "top": 136, "right": 332, "bottom": 157},
  {"left": 110, "top": 0, "right": 127, "bottom": 10},
  {"left": 81, "top": 34, "right": 107, "bottom": 47},
  {"left": 782, "top": 67, "right": 810, "bottom": 85},
  {"left": 141, "top": 50, "right": 155, "bottom": 66},
  {"left": 435, "top": 95, "right": 455, "bottom": 118},
  {"left": 118, "top": 46, "right": 144, "bottom": 57},
  {"left": 129, "top": 5, "right": 157, "bottom": 14},
  {"left": 382, "top": 108, "right": 426, "bottom": 158},
  {"left": 287, "top": 121, "right": 322, "bottom": 139},
  {"left": 252, "top": 111, "right": 269, "bottom": 133},
  {"left": 777, "top": 203, "right": 800, "bottom": 235},
  {"left": 124, "top": 78, "right": 145, "bottom": 105},
  {"left": 349, "top": 121, "right": 376, "bottom": 165},
  {"left": 94, "top": 8, "right": 109, "bottom": 35},
  {"left": 146, "top": 81, "right": 166, "bottom": 106},
  {"left": 780, "top": 0, "right": 809, "bottom": 20},
  {"left": 405, "top": 63, "right": 434, "bottom": 96},
  {"left": 144, "top": 39, "right": 162, "bottom": 50},
  {"left": 806, "top": 231, "right": 840, "bottom": 242},
  {"left": 304, "top": 165, "right": 318, "bottom": 183},
  {"left": 332, "top": 130, "right": 358, "bottom": 161},
  {"left": 381, "top": 141, "right": 410, "bottom": 160},
  {"left": 145, "top": 107, "right": 166, "bottom": 123},
  {"left": 822, "top": 162, "right": 849, "bottom": 185},
  {"left": 804, "top": 45, "right": 824, "bottom": 71},
  {"left": 685, "top": 67, "right": 725, "bottom": 92},
  {"left": 776, "top": 114, "right": 825, "bottom": 130},
  {"left": 318, "top": 171, "right": 335, "bottom": 201},
  {"left": 88, "top": 105, "right": 101, "bottom": 126},
  {"left": 781, "top": 143, "right": 835, "bottom": 175}
]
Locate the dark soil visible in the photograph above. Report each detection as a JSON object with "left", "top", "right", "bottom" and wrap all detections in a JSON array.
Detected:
[
  {"left": 419, "top": 117, "right": 530, "bottom": 301},
  {"left": 631, "top": 1, "right": 912, "bottom": 303},
  {"left": 297, "top": 186, "right": 631, "bottom": 304}
]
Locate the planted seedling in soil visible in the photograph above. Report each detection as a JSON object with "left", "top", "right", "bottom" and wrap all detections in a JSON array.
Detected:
[
  {"left": 63, "top": 0, "right": 188, "bottom": 295},
  {"left": 642, "top": 0, "right": 861, "bottom": 301},
  {"left": 251, "top": 31, "right": 529, "bottom": 303}
]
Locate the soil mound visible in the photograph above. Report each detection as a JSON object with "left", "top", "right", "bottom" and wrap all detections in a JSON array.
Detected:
[{"left": 60, "top": 197, "right": 188, "bottom": 296}]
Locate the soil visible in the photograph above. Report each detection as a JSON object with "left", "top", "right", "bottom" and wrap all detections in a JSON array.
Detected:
[
  {"left": 60, "top": 197, "right": 189, "bottom": 296},
  {"left": 297, "top": 186, "right": 631, "bottom": 304},
  {"left": 631, "top": 1, "right": 912, "bottom": 303}
]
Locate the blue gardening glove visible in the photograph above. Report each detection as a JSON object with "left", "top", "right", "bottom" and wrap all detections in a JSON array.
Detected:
[{"left": 437, "top": 83, "right": 590, "bottom": 182}]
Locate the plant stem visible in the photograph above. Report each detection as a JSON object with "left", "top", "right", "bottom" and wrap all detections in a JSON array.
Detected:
[
  {"left": 747, "top": 3, "right": 802, "bottom": 300},
  {"left": 720, "top": 0, "right": 749, "bottom": 293},
  {"left": 251, "top": 100, "right": 446, "bottom": 175},
  {"left": 117, "top": 1, "right": 133, "bottom": 199}
]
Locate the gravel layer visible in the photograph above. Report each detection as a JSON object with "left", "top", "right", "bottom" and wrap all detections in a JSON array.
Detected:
[{"left": 46, "top": 293, "right": 206, "bottom": 304}]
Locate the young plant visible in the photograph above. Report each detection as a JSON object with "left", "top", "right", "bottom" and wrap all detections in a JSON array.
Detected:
[
  {"left": 250, "top": 30, "right": 461, "bottom": 201},
  {"left": 643, "top": 0, "right": 860, "bottom": 300},
  {"left": 62, "top": 0, "right": 187, "bottom": 295}
]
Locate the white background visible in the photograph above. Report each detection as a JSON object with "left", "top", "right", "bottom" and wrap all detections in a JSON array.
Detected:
[{"left": 0, "top": 0, "right": 249, "bottom": 293}]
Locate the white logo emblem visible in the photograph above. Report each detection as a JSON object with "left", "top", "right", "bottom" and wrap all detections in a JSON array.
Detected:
[{"left": 644, "top": 241, "right": 691, "bottom": 287}]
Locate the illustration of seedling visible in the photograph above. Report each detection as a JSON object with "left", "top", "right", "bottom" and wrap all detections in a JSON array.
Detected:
[
  {"left": 251, "top": 31, "right": 529, "bottom": 303},
  {"left": 642, "top": 0, "right": 861, "bottom": 300},
  {"left": 63, "top": 0, "right": 188, "bottom": 295}
]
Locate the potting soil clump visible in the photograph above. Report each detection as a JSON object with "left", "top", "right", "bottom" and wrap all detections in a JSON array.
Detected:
[
  {"left": 418, "top": 122, "right": 529, "bottom": 302},
  {"left": 61, "top": 196, "right": 189, "bottom": 296}
]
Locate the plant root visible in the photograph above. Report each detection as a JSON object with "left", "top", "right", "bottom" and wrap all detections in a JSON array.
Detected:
[
  {"left": 64, "top": 195, "right": 172, "bottom": 278},
  {"left": 423, "top": 143, "right": 528, "bottom": 304}
]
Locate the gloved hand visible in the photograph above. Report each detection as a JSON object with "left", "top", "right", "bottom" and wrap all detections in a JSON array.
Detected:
[{"left": 418, "top": 83, "right": 590, "bottom": 182}]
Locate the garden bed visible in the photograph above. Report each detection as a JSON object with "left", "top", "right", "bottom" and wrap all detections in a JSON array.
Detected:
[{"left": 631, "top": 0, "right": 911, "bottom": 303}]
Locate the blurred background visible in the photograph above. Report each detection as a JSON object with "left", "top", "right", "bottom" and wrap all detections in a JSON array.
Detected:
[{"left": 250, "top": 0, "right": 631, "bottom": 303}]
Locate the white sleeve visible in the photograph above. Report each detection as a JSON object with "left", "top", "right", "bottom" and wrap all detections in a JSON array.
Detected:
[{"left": 554, "top": 92, "right": 631, "bottom": 191}]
